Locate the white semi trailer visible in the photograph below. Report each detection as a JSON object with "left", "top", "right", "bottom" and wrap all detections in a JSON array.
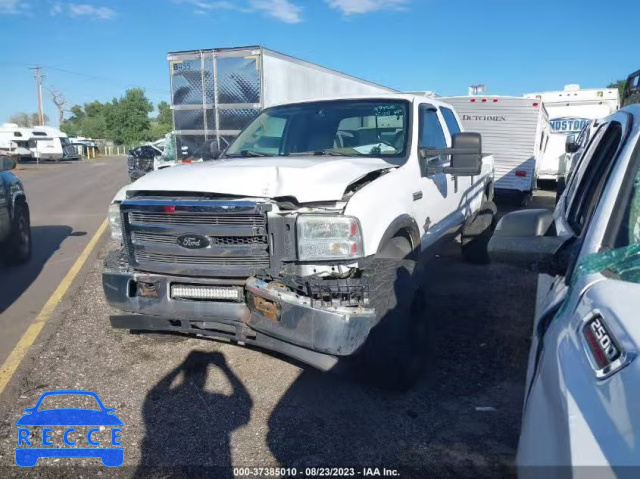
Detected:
[{"left": 167, "top": 45, "right": 397, "bottom": 158}]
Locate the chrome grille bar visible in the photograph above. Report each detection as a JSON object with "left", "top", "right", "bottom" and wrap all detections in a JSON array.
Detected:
[{"left": 121, "top": 198, "right": 271, "bottom": 278}]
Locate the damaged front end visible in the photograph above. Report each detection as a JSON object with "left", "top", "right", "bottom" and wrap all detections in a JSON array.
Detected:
[{"left": 103, "top": 194, "right": 376, "bottom": 370}]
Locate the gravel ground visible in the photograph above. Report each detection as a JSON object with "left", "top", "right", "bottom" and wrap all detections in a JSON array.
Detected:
[{"left": 0, "top": 192, "right": 555, "bottom": 478}]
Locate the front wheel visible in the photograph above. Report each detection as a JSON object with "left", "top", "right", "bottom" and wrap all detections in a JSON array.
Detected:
[
  {"left": 350, "top": 258, "right": 430, "bottom": 391},
  {"left": 3, "top": 202, "right": 31, "bottom": 265}
]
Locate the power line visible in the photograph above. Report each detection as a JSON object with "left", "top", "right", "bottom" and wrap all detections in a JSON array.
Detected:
[{"left": 0, "top": 61, "right": 169, "bottom": 95}]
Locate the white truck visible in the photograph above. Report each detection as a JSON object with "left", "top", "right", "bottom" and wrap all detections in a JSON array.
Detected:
[
  {"left": 103, "top": 94, "right": 495, "bottom": 390},
  {"left": 442, "top": 96, "right": 549, "bottom": 203},
  {"left": 524, "top": 85, "right": 619, "bottom": 181}
]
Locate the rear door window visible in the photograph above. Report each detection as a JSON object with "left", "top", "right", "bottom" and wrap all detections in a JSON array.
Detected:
[{"left": 440, "top": 107, "right": 461, "bottom": 135}]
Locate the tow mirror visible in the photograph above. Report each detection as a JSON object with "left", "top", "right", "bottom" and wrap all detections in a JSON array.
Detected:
[
  {"left": 419, "top": 132, "right": 483, "bottom": 177},
  {"left": 565, "top": 134, "right": 579, "bottom": 154},
  {"left": 201, "top": 141, "right": 221, "bottom": 161},
  {"left": 488, "top": 209, "right": 571, "bottom": 275},
  {"left": 0, "top": 156, "right": 17, "bottom": 172}
]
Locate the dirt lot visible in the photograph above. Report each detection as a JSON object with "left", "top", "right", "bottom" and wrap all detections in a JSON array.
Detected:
[{"left": 0, "top": 191, "right": 555, "bottom": 478}]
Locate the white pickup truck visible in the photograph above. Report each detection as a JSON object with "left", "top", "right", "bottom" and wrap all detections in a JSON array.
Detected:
[{"left": 103, "top": 94, "right": 495, "bottom": 390}]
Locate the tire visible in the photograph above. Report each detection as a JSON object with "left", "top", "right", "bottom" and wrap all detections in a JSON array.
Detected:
[
  {"left": 461, "top": 199, "right": 497, "bottom": 265},
  {"left": 351, "top": 258, "right": 430, "bottom": 391},
  {"left": 3, "top": 202, "right": 31, "bottom": 265},
  {"left": 377, "top": 236, "right": 416, "bottom": 260}
]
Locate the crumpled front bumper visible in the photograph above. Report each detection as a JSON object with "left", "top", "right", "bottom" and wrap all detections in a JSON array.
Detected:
[{"left": 102, "top": 253, "right": 376, "bottom": 370}]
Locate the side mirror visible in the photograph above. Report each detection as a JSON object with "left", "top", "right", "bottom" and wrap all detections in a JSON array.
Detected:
[
  {"left": 446, "top": 132, "right": 482, "bottom": 176},
  {"left": 488, "top": 209, "right": 570, "bottom": 274},
  {"left": 565, "top": 135, "right": 579, "bottom": 154},
  {"left": 419, "top": 132, "right": 483, "bottom": 177},
  {"left": 0, "top": 156, "right": 17, "bottom": 172}
]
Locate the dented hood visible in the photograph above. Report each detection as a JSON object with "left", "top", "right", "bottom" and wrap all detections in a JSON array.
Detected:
[{"left": 118, "top": 156, "right": 394, "bottom": 203}]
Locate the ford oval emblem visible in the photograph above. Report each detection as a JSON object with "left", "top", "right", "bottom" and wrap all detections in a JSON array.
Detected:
[{"left": 176, "top": 234, "right": 210, "bottom": 249}]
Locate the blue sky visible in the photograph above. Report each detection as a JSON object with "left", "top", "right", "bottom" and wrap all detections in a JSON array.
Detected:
[{"left": 0, "top": 0, "right": 638, "bottom": 125}]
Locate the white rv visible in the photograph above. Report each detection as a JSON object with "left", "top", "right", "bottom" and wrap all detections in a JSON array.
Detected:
[
  {"left": 441, "top": 96, "right": 549, "bottom": 199},
  {"left": 0, "top": 125, "right": 77, "bottom": 161},
  {"left": 524, "top": 85, "right": 619, "bottom": 181}
]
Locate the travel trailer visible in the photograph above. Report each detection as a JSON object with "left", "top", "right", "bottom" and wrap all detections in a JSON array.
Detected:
[
  {"left": 524, "top": 85, "right": 619, "bottom": 181},
  {"left": 442, "top": 95, "right": 549, "bottom": 201},
  {"left": 0, "top": 124, "right": 77, "bottom": 161}
]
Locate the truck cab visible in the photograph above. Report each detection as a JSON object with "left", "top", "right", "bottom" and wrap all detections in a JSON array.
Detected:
[{"left": 103, "top": 94, "right": 495, "bottom": 390}]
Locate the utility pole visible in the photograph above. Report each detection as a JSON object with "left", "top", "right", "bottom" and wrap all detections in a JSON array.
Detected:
[{"left": 30, "top": 66, "right": 45, "bottom": 126}]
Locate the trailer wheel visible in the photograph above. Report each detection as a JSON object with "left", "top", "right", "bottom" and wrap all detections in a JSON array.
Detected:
[
  {"left": 461, "top": 198, "right": 497, "bottom": 265},
  {"left": 351, "top": 258, "right": 430, "bottom": 391}
]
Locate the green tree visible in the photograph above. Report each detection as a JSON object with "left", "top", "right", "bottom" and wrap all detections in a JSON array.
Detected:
[
  {"left": 149, "top": 101, "right": 173, "bottom": 139},
  {"left": 105, "top": 88, "right": 154, "bottom": 145},
  {"left": 608, "top": 80, "right": 626, "bottom": 101}
]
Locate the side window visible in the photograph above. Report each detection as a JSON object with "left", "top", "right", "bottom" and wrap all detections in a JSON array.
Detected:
[
  {"left": 566, "top": 122, "right": 623, "bottom": 235},
  {"left": 440, "top": 107, "right": 461, "bottom": 135},
  {"left": 419, "top": 107, "right": 446, "bottom": 150}
]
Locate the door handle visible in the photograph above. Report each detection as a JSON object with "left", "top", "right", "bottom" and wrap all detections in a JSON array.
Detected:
[{"left": 413, "top": 191, "right": 423, "bottom": 201}]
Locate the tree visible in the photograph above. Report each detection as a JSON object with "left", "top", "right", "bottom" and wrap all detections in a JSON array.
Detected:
[
  {"left": 105, "top": 88, "right": 154, "bottom": 145},
  {"left": 608, "top": 80, "right": 626, "bottom": 101},
  {"left": 8, "top": 112, "right": 50, "bottom": 127},
  {"left": 150, "top": 101, "right": 173, "bottom": 139},
  {"left": 46, "top": 87, "right": 68, "bottom": 126}
]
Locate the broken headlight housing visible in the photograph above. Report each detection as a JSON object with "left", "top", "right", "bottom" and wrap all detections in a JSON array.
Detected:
[
  {"left": 108, "top": 203, "right": 123, "bottom": 241},
  {"left": 296, "top": 215, "right": 364, "bottom": 261}
]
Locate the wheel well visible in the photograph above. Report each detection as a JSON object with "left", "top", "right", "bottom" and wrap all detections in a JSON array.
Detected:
[{"left": 393, "top": 228, "right": 415, "bottom": 251}]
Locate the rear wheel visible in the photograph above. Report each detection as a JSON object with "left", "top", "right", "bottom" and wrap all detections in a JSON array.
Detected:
[
  {"left": 3, "top": 202, "right": 31, "bottom": 265},
  {"left": 461, "top": 197, "right": 497, "bottom": 265},
  {"left": 351, "top": 258, "right": 430, "bottom": 391}
]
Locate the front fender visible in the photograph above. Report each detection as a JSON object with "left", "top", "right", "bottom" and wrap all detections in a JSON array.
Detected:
[{"left": 344, "top": 168, "right": 417, "bottom": 256}]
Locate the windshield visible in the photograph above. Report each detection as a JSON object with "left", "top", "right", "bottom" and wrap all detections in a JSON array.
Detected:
[{"left": 225, "top": 100, "right": 409, "bottom": 158}]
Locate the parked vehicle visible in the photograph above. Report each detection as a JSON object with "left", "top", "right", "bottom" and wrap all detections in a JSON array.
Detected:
[
  {"left": 127, "top": 144, "right": 163, "bottom": 182},
  {"left": 0, "top": 125, "right": 77, "bottom": 162},
  {"left": 103, "top": 94, "right": 496, "bottom": 390},
  {"left": 168, "top": 45, "right": 397, "bottom": 161},
  {"left": 623, "top": 69, "right": 640, "bottom": 106},
  {"left": 0, "top": 156, "right": 31, "bottom": 265},
  {"left": 524, "top": 85, "right": 619, "bottom": 181},
  {"left": 442, "top": 95, "right": 549, "bottom": 203},
  {"left": 489, "top": 105, "right": 640, "bottom": 470}
]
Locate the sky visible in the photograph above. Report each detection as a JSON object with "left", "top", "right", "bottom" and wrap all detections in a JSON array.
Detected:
[{"left": 0, "top": 0, "right": 638, "bottom": 126}]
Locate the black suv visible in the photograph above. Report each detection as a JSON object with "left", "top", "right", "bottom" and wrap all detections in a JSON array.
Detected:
[{"left": 0, "top": 156, "right": 31, "bottom": 265}]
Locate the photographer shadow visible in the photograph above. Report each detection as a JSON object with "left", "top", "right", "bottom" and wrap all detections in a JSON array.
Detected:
[{"left": 135, "top": 350, "right": 253, "bottom": 479}]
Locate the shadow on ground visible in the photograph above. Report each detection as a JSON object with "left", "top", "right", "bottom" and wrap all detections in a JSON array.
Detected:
[
  {"left": 135, "top": 350, "right": 253, "bottom": 479},
  {"left": 0, "top": 226, "right": 86, "bottom": 314}
]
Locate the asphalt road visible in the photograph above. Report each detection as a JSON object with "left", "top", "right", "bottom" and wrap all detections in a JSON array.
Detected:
[
  {"left": 0, "top": 187, "right": 556, "bottom": 478},
  {"left": 0, "top": 157, "right": 128, "bottom": 364}
]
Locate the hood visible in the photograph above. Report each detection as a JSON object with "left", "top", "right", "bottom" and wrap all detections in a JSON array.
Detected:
[{"left": 115, "top": 156, "right": 394, "bottom": 203}]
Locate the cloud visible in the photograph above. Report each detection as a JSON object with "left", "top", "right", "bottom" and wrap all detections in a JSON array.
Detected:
[
  {"left": 68, "top": 3, "right": 116, "bottom": 20},
  {"left": 325, "top": 0, "right": 408, "bottom": 15},
  {"left": 0, "top": 0, "right": 29, "bottom": 14},
  {"left": 49, "top": 2, "right": 63, "bottom": 15},
  {"left": 175, "top": 0, "right": 302, "bottom": 23},
  {"left": 250, "top": 0, "right": 301, "bottom": 23}
]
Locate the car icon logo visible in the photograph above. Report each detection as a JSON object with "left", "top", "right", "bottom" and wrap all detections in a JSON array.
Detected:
[{"left": 15, "top": 390, "right": 124, "bottom": 467}]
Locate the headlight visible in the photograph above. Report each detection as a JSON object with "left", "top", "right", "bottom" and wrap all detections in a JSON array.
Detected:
[
  {"left": 108, "top": 203, "right": 123, "bottom": 241},
  {"left": 297, "top": 215, "right": 364, "bottom": 261}
]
